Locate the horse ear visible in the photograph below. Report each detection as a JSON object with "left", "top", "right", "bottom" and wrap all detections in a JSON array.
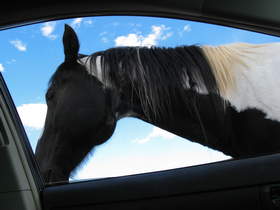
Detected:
[{"left": 63, "top": 24, "right": 80, "bottom": 62}]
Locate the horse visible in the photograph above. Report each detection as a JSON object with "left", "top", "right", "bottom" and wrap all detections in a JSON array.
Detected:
[{"left": 35, "top": 24, "right": 280, "bottom": 183}]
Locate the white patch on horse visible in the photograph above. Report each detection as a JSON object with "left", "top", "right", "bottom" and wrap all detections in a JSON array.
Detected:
[{"left": 205, "top": 42, "right": 280, "bottom": 122}]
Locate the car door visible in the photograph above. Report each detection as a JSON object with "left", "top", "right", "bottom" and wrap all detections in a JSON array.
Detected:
[
  {"left": 42, "top": 155, "right": 280, "bottom": 210},
  {"left": 0, "top": 74, "right": 42, "bottom": 210},
  {"left": 1, "top": 1, "right": 280, "bottom": 210}
]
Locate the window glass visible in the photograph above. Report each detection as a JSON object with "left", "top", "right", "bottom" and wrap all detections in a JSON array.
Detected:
[{"left": 1, "top": 16, "right": 280, "bottom": 182}]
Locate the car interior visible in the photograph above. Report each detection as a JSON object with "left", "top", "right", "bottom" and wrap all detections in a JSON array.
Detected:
[{"left": 1, "top": 0, "right": 280, "bottom": 209}]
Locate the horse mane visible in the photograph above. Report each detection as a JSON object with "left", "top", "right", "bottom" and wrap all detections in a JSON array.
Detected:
[{"left": 85, "top": 45, "right": 221, "bottom": 120}]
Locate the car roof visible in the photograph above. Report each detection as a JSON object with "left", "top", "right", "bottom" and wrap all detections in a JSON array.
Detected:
[{"left": 1, "top": 0, "right": 280, "bottom": 36}]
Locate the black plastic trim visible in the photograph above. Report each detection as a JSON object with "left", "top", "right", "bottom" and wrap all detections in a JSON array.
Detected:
[
  {"left": 0, "top": 74, "right": 44, "bottom": 191},
  {"left": 43, "top": 153, "right": 280, "bottom": 209}
]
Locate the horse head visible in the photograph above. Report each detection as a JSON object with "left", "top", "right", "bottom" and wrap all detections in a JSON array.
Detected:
[{"left": 35, "top": 25, "right": 116, "bottom": 183}]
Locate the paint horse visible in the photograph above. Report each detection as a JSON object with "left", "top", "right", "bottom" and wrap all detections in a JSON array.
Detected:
[{"left": 35, "top": 25, "right": 280, "bottom": 183}]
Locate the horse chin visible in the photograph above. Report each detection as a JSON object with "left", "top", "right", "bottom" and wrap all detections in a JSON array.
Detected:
[{"left": 43, "top": 169, "right": 69, "bottom": 184}]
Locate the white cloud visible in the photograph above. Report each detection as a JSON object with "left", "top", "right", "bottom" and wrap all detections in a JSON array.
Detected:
[
  {"left": 132, "top": 126, "right": 176, "bottom": 144},
  {"left": 70, "top": 18, "right": 93, "bottom": 28},
  {"left": 183, "top": 24, "right": 191, "bottom": 32},
  {"left": 41, "top": 22, "right": 57, "bottom": 40},
  {"left": 115, "top": 24, "right": 172, "bottom": 47},
  {"left": 178, "top": 24, "right": 192, "bottom": 37},
  {"left": 17, "top": 103, "right": 47, "bottom": 129},
  {"left": 101, "top": 37, "right": 109, "bottom": 43},
  {"left": 85, "top": 19, "right": 93, "bottom": 25},
  {"left": 71, "top": 18, "right": 83, "bottom": 28},
  {"left": 0, "top": 64, "right": 4, "bottom": 72},
  {"left": 10, "top": 40, "right": 27, "bottom": 51},
  {"left": 162, "top": 32, "right": 173, "bottom": 40},
  {"left": 115, "top": 33, "right": 142, "bottom": 46}
]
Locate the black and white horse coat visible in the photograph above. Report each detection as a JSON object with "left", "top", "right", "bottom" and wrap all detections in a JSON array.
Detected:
[{"left": 35, "top": 25, "right": 280, "bottom": 182}]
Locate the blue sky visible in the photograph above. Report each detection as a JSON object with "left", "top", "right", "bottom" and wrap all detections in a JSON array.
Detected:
[{"left": 1, "top": 16, "right": 280, "bottom": 180}]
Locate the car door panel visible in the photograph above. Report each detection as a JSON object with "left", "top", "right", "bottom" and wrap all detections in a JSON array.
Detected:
[{"left": 43, "top": 154, "right": 280, "bottom": 210}]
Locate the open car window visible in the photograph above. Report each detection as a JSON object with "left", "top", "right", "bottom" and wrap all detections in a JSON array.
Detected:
[{"left": 2, "top": 15, "right": 280, "bottom": 184}]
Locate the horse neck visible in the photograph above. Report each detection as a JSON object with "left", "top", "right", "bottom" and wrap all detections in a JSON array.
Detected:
[
  {"left": 82, "top": 49, "right": 233, "bottom": 155},
  {"left": 78, "top": 49, "right": 232, "bottom": 157},
  {"left": 80, "top": 44, "right": 280, "bottom": 158},
  {"left": 116, "top": 83, "right": 233, "bottom": 154}
]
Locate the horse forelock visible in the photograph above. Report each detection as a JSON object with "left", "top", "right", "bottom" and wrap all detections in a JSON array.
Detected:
[{"left": 78, "top": 54, "right": 103, "bottom": 81}]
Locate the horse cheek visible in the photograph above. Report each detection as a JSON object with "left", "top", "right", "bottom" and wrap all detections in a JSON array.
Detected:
[{"left": 73, "top": 107, "right": 105, "bottom": 138}]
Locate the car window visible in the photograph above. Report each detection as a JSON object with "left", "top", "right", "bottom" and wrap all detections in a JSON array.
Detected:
[{"left": 1, "top": 16, "right": 280, "bottom": 183}]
